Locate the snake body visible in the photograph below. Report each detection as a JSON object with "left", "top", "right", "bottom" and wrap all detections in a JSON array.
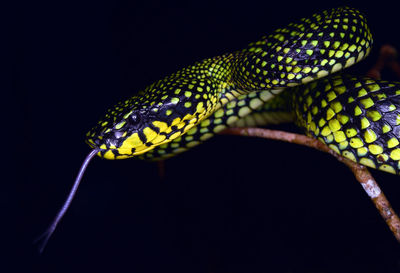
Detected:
[
  {"left": 41, "top": 7, "right": 400, "bottom": 252},
  {"left": 294, "top": 75, "right": 400, "bottom": 174},
  {"left": 85, "top": 7, "right": 398, "bottom": 174}
]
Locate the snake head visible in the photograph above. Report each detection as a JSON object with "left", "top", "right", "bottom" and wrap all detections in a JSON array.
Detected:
[{"left": 86, "top": 77, "right": 218, "bottom": 159}]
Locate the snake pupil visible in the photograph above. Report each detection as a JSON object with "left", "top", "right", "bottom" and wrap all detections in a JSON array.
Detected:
[{"left": 129, "top": 113, "right": 141, "bottom": 127}]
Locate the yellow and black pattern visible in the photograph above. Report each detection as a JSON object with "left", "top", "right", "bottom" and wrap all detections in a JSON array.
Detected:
[
  {"left": 86, "top": 7, "right": 372, "bottom": 160},
  {"left": 293, "top": 74, "right": 400, "bottom": 175},
  {"left": 233, "top": 6, "right": 371, "bottom": 90},
  {"left": 139, "top": 89, "right": 286, "bottom": 160},
  {"left": 139, "top": 87, "right": 297, "bottom": 160},
  {"left": 86, "top": 56, "right": 236, "bottom": 159}
]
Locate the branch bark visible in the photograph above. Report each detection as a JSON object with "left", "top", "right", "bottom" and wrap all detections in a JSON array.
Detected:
[{"left": 221, "top": 127, "right": 400, "bottom": 242}]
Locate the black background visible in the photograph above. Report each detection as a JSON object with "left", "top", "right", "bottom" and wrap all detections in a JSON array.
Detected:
[{"left": 8, "top": 0, "right": 400, "bottom": 272}]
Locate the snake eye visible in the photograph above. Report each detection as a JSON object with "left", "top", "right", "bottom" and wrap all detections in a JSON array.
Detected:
[{"left": 129, "top": 113, "right": 142, "bottom": 128}]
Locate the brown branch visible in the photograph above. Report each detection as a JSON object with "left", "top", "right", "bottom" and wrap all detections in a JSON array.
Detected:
[
  {"left": 366, "top": 44, "right": 400, "bottom": 80},
  {"left": 220, "top": 127, "right": 400, "bottom": 242}
]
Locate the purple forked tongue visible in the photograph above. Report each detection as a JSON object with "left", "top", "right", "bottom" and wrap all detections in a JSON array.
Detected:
[{"left": 35, "top": 148, "right": 99, "bottom": 253}]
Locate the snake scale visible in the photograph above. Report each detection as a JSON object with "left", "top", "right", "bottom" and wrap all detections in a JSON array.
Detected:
[{"left": 38, "top": 6, "right": 400, "bottom": 251}]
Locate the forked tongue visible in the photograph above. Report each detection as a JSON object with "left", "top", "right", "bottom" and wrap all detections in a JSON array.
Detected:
[{"left": 35, "top": 148, "right": 99, "bottom": 253}]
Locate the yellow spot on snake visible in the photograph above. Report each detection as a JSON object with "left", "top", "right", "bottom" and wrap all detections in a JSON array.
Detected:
[
  {"left": 360, "top": 98, "right": 374, "bottom": 109},
  {"left": 364, "top": 129, "right": 377, "bottom": 143},
  {"left": 333, "top": 131, "right": 346, "bottom": 142},
  {"left": 335, "top": 50, "right": 344, "bottom": 58},
  {"left": 360, "top": 158, "right": 376, "bottom": 168},
  {"left": 326, "top": 91, "right": 337, "bottom": 101},
  {"left": 331, "top": 63, "right": 343, "bottom": 73},
  {"left": 368, "top": 144, "right": 383, "bottom": 155},
  {"left": 387, "top": 138, "right": 399, "bottom": 148},
  {"left": 115, "top": 121, "right": 126, "bottom": 129},
  {"left": 357, "top": 88, "right": 368, "bottom": 97},
  {"left": 103, "top": 150, "right": 114, "bottom": 159},
  {"left": 346, "top": 128, "right": 357, "bottom": 137},
  {"left": 348, "top": 44, "right": 357, "bottom": 52},
  {"left": 214, "top": 124, "right": 227, "bottom": 132},
  {"left": 227, "top": 116, "right": 239, "bottom": 125},
  {"left": 152, "top": 134, "right": 166, "bottom": 144},
  {"left": 326, "top": 108, "right": 335, "bottom": 120},
  {"left": 318, "top": 118, "right": 326, "bottom": 127},
  {"left": 350, "top": 137, "right": 363, "bottom": 148},
  {"left": 238, "top": 106, "right": 251, "bottom": 117},
  {"left": 152, "top": 121, "right": 168, "bottom": 132},
  {"left": 329, "top": 144, "right": 340, "bottom": 154},
  {"left": 328, "top": 119, "right": 340, "bottom": 132},
  {"left": 337, "top": 114, "right": 349, "bottom": 124},
  {"left": 120, "top": 133, "right": 143, "bottom": 151},
  {"left": 249, "top": 98, "right": 262, "bottom": 109},
  {"left": 200, "top": 133, "right": 214, "bottom": 141},
  {"left": 360, "top": 117, "right": 370, "bottom": 129},
  {"left": 302, "top": 67, "right": 312, "bottom": 74},
  {"left": 170, "top": 97, "right": 180, "bottom": 104},
  {"left": 346, "top": 57, "right": 356, "bottom": 66},
  {"left": 379, "top": 165, "right": 396, "bottom": 174},
  {"left": 169, "top": 131, "right": 181, "bottom": 140},
  {"left": 171, "top": 117, "right": 181, "bottom": 127},
  {"left": 143, "top": 127, "right": 157, "bottom": 141},
  {"left": 186, "top": 141, "right": 200, "bottom": 148},
  {"left": 354, "top": 106, "right": 362, "bottom": 116},
  {"left": 214, "top": 108, "right": 224, "bottom": 118},
  {"left": 196, "top": 102, "right": 205, "bottom": 112},
  {"left": 287, "top": 73, "right": 295, "bottom": 80},
  {"left": 357, "top": 147, "right": 368, "bottom": 156},
  {"left": 343, "top": 151, "right": 356, "bottom": 161},
  {"left": 317, "top": 70, "right": 328, "bottom": 78},
  {"left": 338, "top": 140, "right": 348, "bottom": 150},
  {"left": 321, "top": 126, "right": 331, "bottom": 136},
  {"left": 331, "top": 101, "right": 342, "bottom": 113},
  {"left": 390, "top": 148, "right": 400, "bottom": 160},
  {"left": 366, "top": 110, "right": 381, "bottom": 121}
]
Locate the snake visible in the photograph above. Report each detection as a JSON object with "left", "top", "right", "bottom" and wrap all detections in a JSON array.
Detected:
[{"left": 39, "top": 6, "right": 400, "bottom": 251}]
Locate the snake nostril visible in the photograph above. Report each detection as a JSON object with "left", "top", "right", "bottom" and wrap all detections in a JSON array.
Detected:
[
  {"left": 130, "top": 113, "right": 140, "bottom": 123},
  {"left": 114, "top": 131, "right": 124, "bottom": 139}
]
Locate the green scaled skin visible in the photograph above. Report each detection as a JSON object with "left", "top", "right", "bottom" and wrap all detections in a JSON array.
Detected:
[
  {"left": 86, "top": 6, "right": 372, "bottom": 160},
  {"left": 293, "top": 74, "right": 400, "bottom": 175}
]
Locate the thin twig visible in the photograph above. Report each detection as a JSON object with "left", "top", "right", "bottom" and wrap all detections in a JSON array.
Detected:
[{"left": 220, "top": 127, "right": 400, "bottom": 242}]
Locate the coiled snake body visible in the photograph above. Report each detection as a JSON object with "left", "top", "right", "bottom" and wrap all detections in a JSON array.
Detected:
[
  {"left": 86, "top": 6, "right": 376, "bottom": 166},
  {"left": 39, "top": 6, "right": 400, "bottom": 251}
]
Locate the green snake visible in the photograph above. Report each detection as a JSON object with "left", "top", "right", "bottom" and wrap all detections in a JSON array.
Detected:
[
  {"left": 85, "top": 6, "right": 375, "bottom": 164},
  {"left": 39, "top": 6, "right": 400, "bottom": 251}
]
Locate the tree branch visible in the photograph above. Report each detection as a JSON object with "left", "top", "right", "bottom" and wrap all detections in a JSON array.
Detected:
[
  {"left": 366, "top": 44, "right": 400, "bottom": 80},
  {"left": 221, "top": 127, "right": 400, "bottom": 242}
]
